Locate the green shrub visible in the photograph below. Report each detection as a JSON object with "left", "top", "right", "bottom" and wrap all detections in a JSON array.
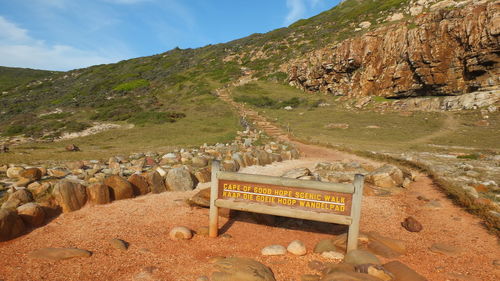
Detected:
[
  {"left": 64, "top": 121, "right": 91, "bottom": 132},
  {"left": 457, "top": 154, "right": 480, "bottom": 160},
  {"left": 113, "top": 79, "right": 150, "bottom": 91},
  {"left": 3, "top": 125, "right": 25, "bottom": 136}
]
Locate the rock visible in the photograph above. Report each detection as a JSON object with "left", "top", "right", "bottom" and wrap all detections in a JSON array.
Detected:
[
  {"left": 261, "top": 245, "right": 287, "bottom": 256},
  {"left": 27, "top": 182, "right": 50, "bottom": 196},
  {"left": 6, "top": 167, "right": 24, "bottom": 179},
  {"left": 87, "top": 183, "right": 111, "bottom": 205},
  {"left": 383, "top": 261, "right": 427, "bottom": 281},
  {"left": 65, "top": 144, "right": 80, "bottom": 151},
  {"left": 0, "top": 143, "right": 8, "bottom": 153},
  {"left": 128, "top": 174, "right": 150, "bottom": 195},
  {"left": 410, "top": 6, "right": 423, "bottom": 16},
  {"left": 29, "top": 248, "right": 92, "bottom": 260},
  {"left": 387, "top": 12, "right": 404, "bottom": 21},
  {"left": 367, "top": 232, "right": 406, "bottom": 257},
  {"left": 19, "top": 168, "right": 42, "bottom": 181},
  {"left": 53, "top": 181, "right": 87, "bottom": 213},
  {"left": 287, "top": 240, "right": 307, "bottom": 256},
  {"left": 7, "top": 189, "right": 33, "bottom": 205},
  {"left": 194, "top": 167, "right": 211, "bottom": 183},
  {"left": 321, "top": 251, "right": 345, "bottom": 260},
  {"left": 222, "top": 160, "right": 239, "bottom": 172},
  {"left": 48, "top": 168, "right": 69, "bottom": 178},
  {"left": 0, "top": 209, "right": 25, "bottom": 241},
  {"left": 430, "top": 0, "right": 456, "bottom": 11},
  {"left": 192, "top": 156, "right": 209, "bottom": 168},
  {"left": 355, "top": 264, "right": 394, "bottom": 281},
  {"left": 166, "top": 167, "right": 196, "bottom": 191},
  {"left": 169, "top": 226, "right": 192, "bottom": 240},
  {"left": 110, "top": 238, "right": 128, "bottom": 251},
  {"left": 344, "top": 249, "right": 381, "bottom": 265},
  {"left": 366, "top": 165, "right": 404, "bottom": 188},
  {"left": 188, "top": 188, "right": 210, "bottom": 207},
  {"left": 212, "top": 257, "right": 276, "bottom": 281},
  {"left": 104, "top": 175, "right": 134, "bottom": 200},
  {"left": 429, "top": 243, "right": 461, "bottom": 256},
  {"left": 196, "top": 226, "right": 209, "bottom": 236},
  {"left": 146, "top": 171, "right": 166, "bottom": 194},
  {"left": 14, "top": 177, "right": 32, "bottom": 188},
  {"left": 196, "top": 276, "right": 210, "bottom": 281},
  {"left": 401, "top": 216, "right": 423, "bottom": 232},
  {"left": 314, "top": 239, "right": 337, "bottom": 253},
  {"left": 17, "top": 202, "right": 45, "bottom": 227},
  {"left": 359, "top": 21, "right": 371, "bottom": 29},
  {"left": 66, "top": 161, "right": 85, "bottom": 170},
  {"left": 282, "top": 167, "right": 311, "bottom": 179}
]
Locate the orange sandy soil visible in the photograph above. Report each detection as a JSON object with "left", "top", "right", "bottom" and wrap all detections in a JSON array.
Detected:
[{"left": 0, "top": 143, "right": 499, "bottom": 281}]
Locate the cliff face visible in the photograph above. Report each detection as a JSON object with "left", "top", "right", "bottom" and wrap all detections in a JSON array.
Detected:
[{"left": 287, "top": 1, "right": 499, "bottom": 98}]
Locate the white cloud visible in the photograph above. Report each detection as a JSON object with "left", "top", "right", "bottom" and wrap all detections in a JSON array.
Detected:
[
  {"left": 284, "top": 0, "right": 327, "bottom": 25},
  {"left": 0, "top": 16, "right": 125, "bottom": 71},
  {"left": 285, "top": 0, "right": 307, "bottom": 25},
  {"left": 0, "top": 16, "right": 30, "bottom": 43}
]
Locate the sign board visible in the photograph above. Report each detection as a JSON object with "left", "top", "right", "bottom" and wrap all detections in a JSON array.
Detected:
[{"left": 209, "top": 161, "right": 364, "bottom": 251}]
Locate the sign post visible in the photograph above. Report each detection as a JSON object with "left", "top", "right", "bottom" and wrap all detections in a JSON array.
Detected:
[{"left": 208, "top": 160, "right": 364, "bottom": 251}]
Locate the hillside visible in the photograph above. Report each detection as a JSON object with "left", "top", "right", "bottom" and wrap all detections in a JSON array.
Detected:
[
  {"left": 3, "top": 0, "right": 496, "bottom": 138},
  {"left": 0, "top": 66, "right": 59, "bottom": 92}
]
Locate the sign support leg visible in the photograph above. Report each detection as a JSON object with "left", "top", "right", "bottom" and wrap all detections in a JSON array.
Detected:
[
  {"left": 209, "top": 160, "right": 220, "bottom": 238},
  {"left": 347, "top": 174, "right": 364, "bottom": 252}
]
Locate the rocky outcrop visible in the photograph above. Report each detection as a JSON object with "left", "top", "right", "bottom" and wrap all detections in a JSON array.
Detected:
[{"left": 287, "top": 1, "right": 499, "bottom": 98}]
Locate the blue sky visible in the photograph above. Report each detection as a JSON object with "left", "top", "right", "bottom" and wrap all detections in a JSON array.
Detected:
[{"left": 0, "top": 0, "right": 339, "bottom": 71}]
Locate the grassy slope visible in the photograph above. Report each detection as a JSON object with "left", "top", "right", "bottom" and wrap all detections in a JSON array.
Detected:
[
  {"left": 232, "top": 81, "right": 500, "bottom": 152},
  {"left": 0, "top": 66, "right": 60, "bottom": 92}
]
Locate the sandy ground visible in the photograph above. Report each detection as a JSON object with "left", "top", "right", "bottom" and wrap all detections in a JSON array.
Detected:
[{"left": 0, "top": 143, "right": 499, "bottom": 281}]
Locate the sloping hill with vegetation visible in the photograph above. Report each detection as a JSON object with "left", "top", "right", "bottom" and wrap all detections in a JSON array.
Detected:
[{"left": 0, "top": 66, "right": 59, "bottom": 92}]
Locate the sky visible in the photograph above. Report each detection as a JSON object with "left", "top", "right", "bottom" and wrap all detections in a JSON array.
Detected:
[{"left": 0, "top": 0, "right": 340, "bottom": 71}]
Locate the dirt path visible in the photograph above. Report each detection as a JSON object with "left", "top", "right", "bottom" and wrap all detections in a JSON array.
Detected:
[{"left": 410, "top": 112, "right": 459, "bottom": 145}]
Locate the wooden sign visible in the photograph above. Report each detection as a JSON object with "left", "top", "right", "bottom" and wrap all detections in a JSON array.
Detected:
[{"left": 209, "top": 161, "right": 364, "bottom": 251}]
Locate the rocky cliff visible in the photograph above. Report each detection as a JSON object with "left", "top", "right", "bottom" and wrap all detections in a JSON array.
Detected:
[{"left": 287, "top": 0, "right": 499, "bottom": 98}]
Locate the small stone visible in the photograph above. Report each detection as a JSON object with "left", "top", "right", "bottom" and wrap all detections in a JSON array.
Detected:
[
  {"left": 314, "top": 239, "right": 336, "bottom": 253},
  {"left": 321, "top": 251, "right": 345, "bottom": 260},
  {"left": 212, "top": 257, "right": 276, "bottom": 281},
  {"left": 196, "top": 276, "right": 209, "bottom": 281},
  {"left": 344, "top": 249, "right": 381, "bottom": 265},
  {"left": 287, "top": 240, "right": 306, "bottom": 256},
  {"left": 6, "top": 167, "right": 24, "bottom": 179},
  {"left": 221, "top": 233, "right": 232, "bottom": 239},
  {"left": 383, "top": 261, "right": 427, "bottom": 281},
  {"left": 29, "top": 248, "right": 91, "bottom": 260},
  {"left": 19, "top": 168, "right": 42, "bottom": 181},
  {"left": 110, "top": 238, "right": 128, "bottom": 251},
  {"left": 429, "top": 243, "right": 461, "bottom": 256},
  {"left": 401, "top": 216, "right": 423, "bottom": 232},
  {"left": 261, "top": 245, "right": 287, "bottom": 256},
  {"left": 169, "top": 226, "right": 192, "bottom": 240}
]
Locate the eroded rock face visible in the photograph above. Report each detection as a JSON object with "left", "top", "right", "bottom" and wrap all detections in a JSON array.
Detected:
[{"left": 287, "top": 1, "right": 499, "bottom": 98}]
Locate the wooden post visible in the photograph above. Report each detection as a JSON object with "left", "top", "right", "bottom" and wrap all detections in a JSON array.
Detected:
[
  {"left": 347, "top": 174, "right": 364, "bottom": 252},
  {"left": 209, "top": 160, "right": 220, "bottom": 238}
]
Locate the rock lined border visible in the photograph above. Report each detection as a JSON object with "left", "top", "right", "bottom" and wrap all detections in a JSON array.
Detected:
[{"left": 0, "top": 129, "right": 300, "bottom": 241}]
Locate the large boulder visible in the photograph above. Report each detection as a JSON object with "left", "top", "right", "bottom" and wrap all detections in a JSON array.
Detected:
[
  {"left": 6, "top": 167, "right": 24, "bottom": 179},
  {"left": 212, "top": 257, "right": 276, "bottom": 281},
  {"left": 366, "top": 165, "right": 404, "bottom": 188},
  {"left": 52, "top": 181, "right": 88, "bottom": 213},
  {"left": 146, "top": 171, "right": 166, "bottom": 194},
  {"left": 0, "top": 209, "right": 26, "bottom": 241},
  {"left": 128, "top": 174, "right": 150, "bottom": 195},
  {"left": 2, "top": 190, "right": 34, "bottom": 210},
  {"left": 17, "top": 202, "right": 45, "bottom": 227},
  {"left": 166, "top": 167, "right": 197, "bottom": 191},
  {"left": 104, "top": 175, "right": 134, "bottom": 200},
  {"left": 20, "top": 168, "right": 43, "bottom": 181},
  {"left": 255, "top": 150, "right": 272, "bottom": 166},
  {"left": 194, "top": 167, "right": 211, "bottom": 183},
  {"left": 86, "top": 183, "right": 111, "bottom": 205}
]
